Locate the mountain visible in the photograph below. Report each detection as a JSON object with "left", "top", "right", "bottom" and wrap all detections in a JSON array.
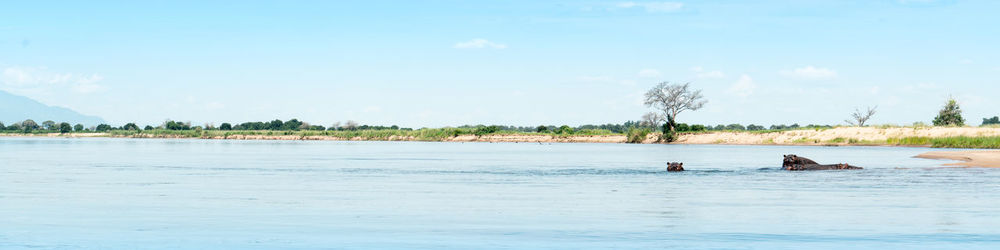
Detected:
[{"left": 0, "top": 90, "right": 105, "bottom": 126}]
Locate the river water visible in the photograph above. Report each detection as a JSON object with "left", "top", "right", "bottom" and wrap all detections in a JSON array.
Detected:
[{"left": 1, "top": 137, "right": 998, "bottom": 249}]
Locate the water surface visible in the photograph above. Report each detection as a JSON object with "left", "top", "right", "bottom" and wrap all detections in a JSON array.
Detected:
[{"left": 1, "top": 138, "right": 998, "bottom": 249}]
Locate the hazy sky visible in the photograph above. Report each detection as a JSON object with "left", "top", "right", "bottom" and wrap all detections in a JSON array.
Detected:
[{"left": 1, "top": 0, "right": 998, "bottom": 127}]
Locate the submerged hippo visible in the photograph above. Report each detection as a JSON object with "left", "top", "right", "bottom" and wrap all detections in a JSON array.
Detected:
[
  {"left": 782, "top": 154, "right": 862, "bottom": 171},
  {"left": 667, "top": 162, "right": 685, "bottom": 172}
]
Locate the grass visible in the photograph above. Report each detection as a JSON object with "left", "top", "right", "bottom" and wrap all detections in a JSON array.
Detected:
[
  {"left": 103, "top": 128, "right": 625, "bottom": 141},
  {"left": 888, "top": 136, "right": 1000, "bottom": 149}
]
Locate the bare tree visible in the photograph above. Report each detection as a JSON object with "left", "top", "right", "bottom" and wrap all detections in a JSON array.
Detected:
[
  {"left": 342, "top": 120, "right": 358, "bottom": 130},
  {"left": 846, "top": 106, "right": 877, "bottom": 127},
  {"left": 640, "top": 112, "right": 664, "bottom": 128},
  {"left": 331, "top": 122, "right": 341, "bottom": 130},
  {"left": 643, "top": 82, "right": 707, "bottom": 132}
]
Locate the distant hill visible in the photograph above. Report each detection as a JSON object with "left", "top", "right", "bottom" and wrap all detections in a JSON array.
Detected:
[{"left": 0, "top": 90, "right": 105, "bottom": 126}]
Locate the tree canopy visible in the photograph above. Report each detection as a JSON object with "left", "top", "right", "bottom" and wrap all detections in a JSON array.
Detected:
[{"left": 933, "top": 98, "right": 965, "bottom": 126}]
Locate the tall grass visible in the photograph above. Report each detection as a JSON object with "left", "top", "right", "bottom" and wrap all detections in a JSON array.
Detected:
[
  {"left": 888, "top": 136, "right": 1000, "bottom": 149},
  {"left": 106, "top": 127, "right": 625, "bottom": 141}
]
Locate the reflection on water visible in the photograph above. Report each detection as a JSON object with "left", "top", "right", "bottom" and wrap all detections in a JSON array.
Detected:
[{"left": 1, "top": 137, "right": 999, "bottom": 249}]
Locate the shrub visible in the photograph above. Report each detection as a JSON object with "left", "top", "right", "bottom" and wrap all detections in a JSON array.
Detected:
[
  {"left": 933, "top": 98, "right": 965, "bottom": 126},
  {"left": 626, "top": 128, "right": 650, "bottom": 143}
]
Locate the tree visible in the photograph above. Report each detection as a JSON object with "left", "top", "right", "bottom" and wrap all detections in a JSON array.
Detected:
[
  {"left": 555, "top": 125, "right": 574, "bottom": 134},
  {"left": 21, "top": 120, "right": 39, "bottom": 132},
  {"left": 0, "top": 122, "right": 5, "bottom": 130},
  {"left": 219, "top": 123, "right": 232, "bottom": 130},
  {"left": 640, "top": 112, "right": 664, "bottom": 128},
  {"left": 342, "top": 120, "right": 358, "bottom": 130},
  {"left": 144, "top": 125, "right": 154, "bottom": 130},
  {"left": 644, "top": 82, "right": 707, "bottom": 134},
  {"left": 933, "top": 98, "right": 965, "bottom": 126},
  {"left": 846, "top": 106, "right": 877, "bottom": 127},
  {"left": 268, "top": 119, "right": 284, "bottom": 130},
  {"left": 123, "top": 123, "right": 140, "bottom": 131},
  {"left": 982, "top": 116, "right": 1000, "bottom": 126},
  {"left": 536, "top": 125, "right": 548, "bottom": 133},
  {"left": 283, "top": 119, "right": 303, "bottom": 130},
  {"left": 95, "top": 124, "right": 112, "bottom": 132},
  {"left": 74, "top": 124, "right": 84, "bottom": 132},
  {"left": 42, "top": 120, "right": 56, "bottom": 130},
  {"left": 58, "top": 122, "right": 72, "bottom": 133}
]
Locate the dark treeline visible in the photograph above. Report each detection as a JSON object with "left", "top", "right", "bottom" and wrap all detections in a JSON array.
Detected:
[
  {"left": 984, "top": 116, "right": 1000, "bottom": 126},
  {"left": 20, "top": 117, "right": 990, "bottom": 134},
  {"left": 0, "top": 118, "right": 839, "bottom": 134}
]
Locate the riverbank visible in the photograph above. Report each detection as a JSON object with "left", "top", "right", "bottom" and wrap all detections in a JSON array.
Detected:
[
  {"left": 915, "top": 150, "right": 1000, "bottom": 168},
  {"left": 3, "top": 126, "right": 1000, "bottom": 148}
]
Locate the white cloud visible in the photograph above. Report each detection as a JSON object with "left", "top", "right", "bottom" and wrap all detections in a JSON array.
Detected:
[
  {"left": 690, "top": 66, "right": 725, "bottom": 79},
  {"left": 578, "top": 75, "right": 614, "bottom": 82},
  {"left": 577, "top": 75, "right": 636, "bottom": 86},
  {"left": 728, "top": 74, "right": 756, "bottom": 97},
  {"left": 616, "top": 2, "right": 684, "bottom": 12},
  {"left": 363, "top": 106, "right": 383, "bottom": 113},
  {"left": 454, "top": 39, "right": 507, "bottom": 49},
  {"left": 1, "top": 66, "right": 105, "bottom": 94},
  {"left": 73, "top": 74, "right": 105, "bottom": 93},
  {"left": 206, "top": 101, "right": 225, "bottom": 110},
  {"left": 638, "top": 69, "right": 661, "bottom": 78},
  {"left": 780, "top": 66, "right": 837, "bottom": 79}
]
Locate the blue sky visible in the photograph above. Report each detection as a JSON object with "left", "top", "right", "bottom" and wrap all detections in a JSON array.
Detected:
[{"left": 1, "top": 0, "right": 998, "bottom": 127}]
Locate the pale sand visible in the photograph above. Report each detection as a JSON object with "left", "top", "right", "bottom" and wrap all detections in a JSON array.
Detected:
[
  {"left": 915, "top": 150, "right": 1000, "bottom": 168},
  {"left": 4, "top": 127, "right": 999, "bottom": 146},
  {"left": 675, "top": 127, "right": 1000, "bottom": 145}
]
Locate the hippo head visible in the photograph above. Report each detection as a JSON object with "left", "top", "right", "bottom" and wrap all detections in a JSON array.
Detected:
[
  {"left": 667, "top": 162, "right": 684, "bottom": 172},
  {"left": 783, "top": 154, "right": 799, "bottom": 166}
]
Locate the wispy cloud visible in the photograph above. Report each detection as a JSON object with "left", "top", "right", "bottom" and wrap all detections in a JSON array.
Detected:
[
  {"left": 780, "top": 66, "right": 837, "bottom": 79},
  {"left": 1, "top": 66, "right": 105, "bottom": 94},
  {"left": 728, "top": 74, "right": 756, "bottom": 97},
  {"left": 616, "top": 2, "right": 684, "bottom": 12},
  {"left": 577, "top": 75, "right": 636, "bottom": 86},
  {"left": 691, "top": 66, "right": 725, "bottom": 79},
  {"left": 638, "top": 69, "right": 662, "bottom": 78},
  {"left": 454, "top": 39, "right": 507, "bottom": 49}
]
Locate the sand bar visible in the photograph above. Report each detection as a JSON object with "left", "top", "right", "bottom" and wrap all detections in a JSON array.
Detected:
[{"left": 915, "top": 150, "right": 1000, "bottom": 168}]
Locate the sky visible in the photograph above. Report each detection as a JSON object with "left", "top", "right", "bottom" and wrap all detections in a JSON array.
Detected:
[{"left": 1, "top": 0, "right": 998, "bottom": 127}]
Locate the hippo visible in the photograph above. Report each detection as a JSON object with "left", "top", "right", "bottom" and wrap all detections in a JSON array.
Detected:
[
  {"left": 782, "top": 154, "right": 862, "bottom": 171},
  {"left": 667, "top": 162, "right": 684, "bottom": 172}
]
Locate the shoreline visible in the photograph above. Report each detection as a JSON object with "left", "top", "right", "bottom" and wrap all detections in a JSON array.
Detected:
[
  {"left": 915, "top": 151, "right": 1000, "bottom": 168},
  {"left": 4, "top": 126, "right": 1000, "bottom": 147},
  {"left": 7, "top": 130, "right": 1000, "bottom": 167}
]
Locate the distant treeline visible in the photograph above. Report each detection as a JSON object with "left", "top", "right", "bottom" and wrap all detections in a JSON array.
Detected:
[{"left": 4, "top": 117, "right": 999, "bottom": 135}]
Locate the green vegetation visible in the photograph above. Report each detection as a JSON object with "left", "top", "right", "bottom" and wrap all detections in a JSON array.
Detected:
[
  {"left": 626, "top": 128, "right": 651, "bottom": 143},
  {"left": 888, "top": 136, "right": 1000, "bottom": 149},
  {"left": 983, "top": 116, "right": 1000, "bottom": 126},
  {"left": 933, "top": 98, "right": 965, "bottom": 126}
]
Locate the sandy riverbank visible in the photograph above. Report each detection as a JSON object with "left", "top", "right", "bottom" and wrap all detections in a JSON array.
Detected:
[
  {"left": 3, "top": 127, "right": 999, "bottom": 146},
  {"left": 675, "top": 126, "right": 1000, "bottom": 145},
  {"left": 915, "top": 150, "right": 1000, "bottom": 168}
]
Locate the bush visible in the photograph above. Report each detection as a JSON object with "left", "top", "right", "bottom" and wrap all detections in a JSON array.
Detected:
[
  {"left": 674, "top": 123, "right": 690, "bottom": 132},
  {"left": 473, "top": 125, "right": 501, "bottom": 136},
  {"left": 983, "top": 116, "right": 1000, "bottom": 126},
  {"left": 933, "top": 98, "right": 965, "bottom": 126},
  {"left": 536, "top": 125, "right": 547, "bottom": 133},
  {"left": 555, "top": 125, "right": 574, "bottom": 135},
  {"left": 626, "top": 128, "right": 650, "bottom": 143}
]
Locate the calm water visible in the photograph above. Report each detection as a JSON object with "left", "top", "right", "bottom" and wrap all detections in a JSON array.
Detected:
[{"left": 1, "top": 137, "right": 999, "bottom": 249}]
